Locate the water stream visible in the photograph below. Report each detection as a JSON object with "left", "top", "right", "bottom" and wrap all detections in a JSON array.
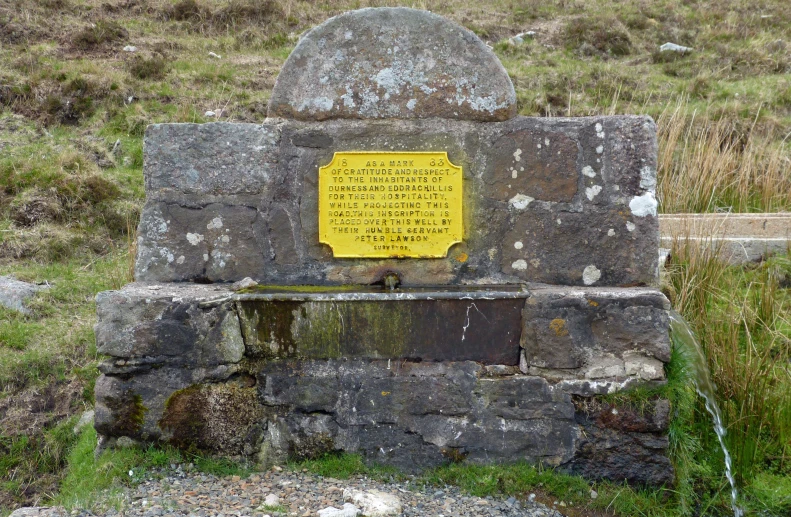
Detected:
[{"left": 669, "top": 310, "right": 743, "bottom": 517}]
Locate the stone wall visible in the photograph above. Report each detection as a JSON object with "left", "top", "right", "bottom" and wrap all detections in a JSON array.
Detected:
[
  {"left": 95, "top": 282, "right": 672, "bottom": 485},
  {"left": 137, "top": 116, "right": 659, "bottom": 287}
]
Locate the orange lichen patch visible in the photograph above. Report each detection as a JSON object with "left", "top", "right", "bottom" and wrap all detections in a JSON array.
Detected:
[
  {"left": 456, "top": 252, "right": 469, "bottom": 263},
  {"left": 549, "top": 318, "right": 569, "bottom": 337},
  {"left": 588, "top": 299, "right": 599, "bottom": 306}
]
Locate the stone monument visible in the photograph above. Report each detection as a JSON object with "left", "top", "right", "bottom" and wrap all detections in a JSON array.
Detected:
[{"left": 94, "top": 8, "right": 673, "bottom": 485}]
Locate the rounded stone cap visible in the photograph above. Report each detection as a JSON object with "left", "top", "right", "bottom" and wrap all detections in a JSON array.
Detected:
[{"left": 267, "top": 7, "right": 517, "bottom": 122}]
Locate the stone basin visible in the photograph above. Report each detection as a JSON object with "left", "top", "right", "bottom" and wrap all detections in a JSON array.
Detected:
[{"left": 234, "top": 285, "right": 529, "bottom": 365}]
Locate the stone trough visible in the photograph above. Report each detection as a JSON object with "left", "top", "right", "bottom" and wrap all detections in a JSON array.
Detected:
[{"left": 94, "top": 7, "right": 674, "bottom": 486}]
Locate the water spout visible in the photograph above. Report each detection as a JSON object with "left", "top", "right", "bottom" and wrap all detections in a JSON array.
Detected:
[{"left": 669, "top": 310, "right": 743, "bottom": 517}]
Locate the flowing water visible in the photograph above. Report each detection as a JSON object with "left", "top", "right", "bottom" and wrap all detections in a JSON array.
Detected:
[{"left": 669, "top": 310, "right": 743, "bottom": 517}]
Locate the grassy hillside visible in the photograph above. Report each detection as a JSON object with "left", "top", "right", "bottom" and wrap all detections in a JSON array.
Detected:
[{"left": 0, "top": 0, "right": 790, "bottom": 515}]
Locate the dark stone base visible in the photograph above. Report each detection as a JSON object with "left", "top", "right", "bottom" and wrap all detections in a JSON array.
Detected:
[{"left": 93, "top": 282, "right": 674, "bottom": 486}]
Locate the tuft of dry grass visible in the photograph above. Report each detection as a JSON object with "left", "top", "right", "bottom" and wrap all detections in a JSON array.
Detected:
[
  {"left": 657, "top": 97, "right": 791, "bottom": 213},
  {"left": 72, "top": 20, "right": 128, "bottom": 50},
  {"left": 562, "top": 15, "right": 633, "bottom": 57}
]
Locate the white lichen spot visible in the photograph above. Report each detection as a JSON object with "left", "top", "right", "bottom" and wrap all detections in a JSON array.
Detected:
[
  {"left": 595, "top": 122, "right": 604, "bottom": 138},
  {"left": 629, "top": 192, "right": 658, "bottom": 217},
  {"left": 582, "top": 165, "right": 596, "bottom": 178},
  {"left": 556, "top": 218, "right": 562, "bottom": 225},
  {"left": 582, "top": 265, "right": 601, "bottom": 285},
  {"left": 156, "top": 218, "right": 168, "bottom": 234},
  {"left": 297, "top": 96, "right": 333, "bottom": 113},
  {"left": 344, "top": 30, "right": 353, "bottom": 40},
  {"left": 596, "top": 145, "right": 604, "bottom": 154},
  {"left": 406, "top": 98, "right": 417, "bottom": 110},
  {"left": 607, "top": 229, "right": 616, "bottom": 237},
  {"left": 207, "top": 217, "right": 223, "bottom": 230},
  {"left": 508, "top": 193, "right": 534, "bottom": 210},
  {"left": 159, "top": 248, "right": 175, "bottom": 264},
  {"left": 511, "top": 259, "right": 528, "bottom": 271},
  {"left": 536, "top": 144, "right": 541, "bottom": 149},
  {"left": 626, "top": 221, "right": 636, "bottom": 232},
  {"left": 221, "top": 235, "right": 230, "bottom": 243},
  {"left": 176, "top": 255, "right": 185, "bottom": 265},
  {"left": 511, "top": 170, "right": 518, "bottom": 179},
  {"left": 585, "top": 185, "right": 602, "bottom": 200},
  {"left": 468, "top": 94, "right": 504, "bottom": 114},
  {"left": 513, "top": 148, "right": 522, "bottom": 162},
  {"left": 639, "top": 165, "right": 657, "bottom": 192},
  {"left": 186, "top": 233, "right": 204, "bottom": 246},
  {"left": 514, "top": 241, "right": 524, "bottom": 250},
  {"left": 341, "top": 87, "right": 356, "bottom": 108},
  {"left": 613, "top": 185, "right": 620, "bottom": 191},
  {"left": 203, "top": 254, "right": 209, "bottom": 261},
  {"left": 544, "top": 137, "right": 550, "bottom": 146},
  {"left": 374, "top": 68, "right": 398, "bottom": 94}
]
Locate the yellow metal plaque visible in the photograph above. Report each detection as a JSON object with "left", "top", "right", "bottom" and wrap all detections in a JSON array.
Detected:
[{"left": 319, "top": 152, "right": 463, "bottom": 258}]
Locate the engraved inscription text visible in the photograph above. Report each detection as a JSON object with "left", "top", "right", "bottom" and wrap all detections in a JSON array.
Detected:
[{"left": 318, "top": 152, "right": 463, "bottom": 258}]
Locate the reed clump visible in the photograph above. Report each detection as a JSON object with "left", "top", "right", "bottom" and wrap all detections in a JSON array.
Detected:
[
  {"left": 667, "top": 240, "right": 791, "bottom": 494},
  {"left": 656, "top": 97, "right": 791, "bottom": 214}
]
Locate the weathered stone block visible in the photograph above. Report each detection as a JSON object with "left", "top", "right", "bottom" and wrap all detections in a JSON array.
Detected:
[
  {"left": 564, "top": 398, "right": 674, "bottom": 486},
  {"left": 487, "top": 116, "right": 660, "bottom": 287},
  {"left": 94, "top": 363, "right": 244, "bottom": 442},
  {"left": 501, "top": 207, "right": 659, "bottom": 286},
  {"left": 488, "top": 129, "right": 579, "bottom": 203},
  {"left": 158, "top": 382, "right": 266, "bottom": 455},
  {"left": 521, "top": 286, "right": 670, "bottom": 379},
  {"left": 257, "top": 360, "right": 577, "bottom": 471},
  {"left": 95, "top": 283, "right": 243, "bottom": 365},
  {"left": 144, "top": 123, "right": 280, "bottom": 197},
  {"left": 267, "top": 8, "right": 516, "bottom": 122},
  {"left": 135, "top": 201, "right": 270, "bottom": 283}
]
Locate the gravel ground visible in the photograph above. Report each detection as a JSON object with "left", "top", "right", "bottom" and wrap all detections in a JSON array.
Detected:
[{"left": 80, "top": 466, "right": 569, "bottom": 517}]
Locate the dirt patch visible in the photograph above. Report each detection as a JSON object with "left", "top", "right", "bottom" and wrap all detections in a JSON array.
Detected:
[
  {"left": 0, "top": 380, "right": 85, "bottom": 508},
  {"left": 0, "top": 379, "right": 84, "bottom": 437}
]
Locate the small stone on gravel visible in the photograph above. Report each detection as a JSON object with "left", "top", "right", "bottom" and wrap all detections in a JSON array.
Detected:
[
  {"left": 343, "top": 489, "right": 401, "bottom": 517},
  {"left": 317, "top": 503, "right": 360, "bottom": 517}
]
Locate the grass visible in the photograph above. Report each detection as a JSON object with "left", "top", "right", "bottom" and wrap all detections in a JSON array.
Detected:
[
  {"left": 662, "top": 241, "right": 791, "bottom": 515},
  {"left": 53, "top": 425, "right": 251, "bottom": 513},
  {"left": 656, "top": 97, "right": 791, "bottom": 213},
  {"left": 0, "top": 0, "right": 789, "bottom": 514}
]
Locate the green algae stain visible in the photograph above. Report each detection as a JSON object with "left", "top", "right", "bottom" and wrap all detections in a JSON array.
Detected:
[
  {"left": 237, "top": 284, "right": 363, "bottom": 294},
  {"left": 106, "top": 392, "right": 147, "bottom": 437},
  {"left": 236, "top": 300, "right": 416, "bottom": 360},
  {"left": 237, "top": 300, "right": 300, "bottom": 358}
]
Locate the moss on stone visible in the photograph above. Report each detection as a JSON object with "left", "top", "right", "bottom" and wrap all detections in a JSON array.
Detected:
[
  {"left": 159, "top": 383, "right": 265, "bottom": 455},
  {"left": 288, "top": 433, "right": 336, "bottom": 461},
  {"left": 238, "top": 284, "right": 362, "bottom": 294},
  {"left": 237, "top": 300, "right": 300, "bottom": 358},
  {"left": 104, "top": 392, "right": 147, "bottom": 437}
]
